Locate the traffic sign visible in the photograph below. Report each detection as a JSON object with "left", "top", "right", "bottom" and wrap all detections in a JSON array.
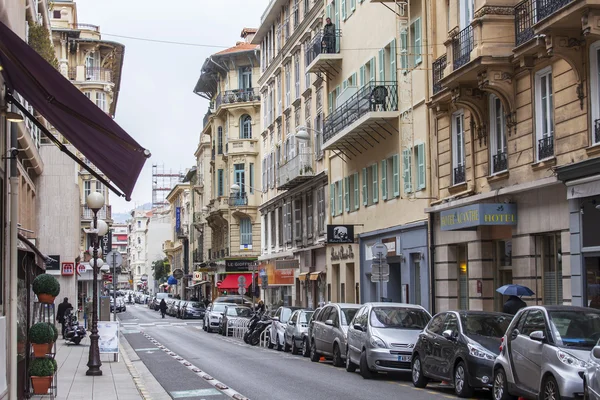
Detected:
[
  {"left": 105, "top": 251, "right": 122, "bottom": 268},
  {"left": 372, "top": 263, "right": 390, "bottom": 276},
  {"left": 238, "top": 275, "right": 246, "bottom": 286},
  {"left": 238, "top": 287, "right": 247, "bottom": 295},
  {"left": 173, "top": 268, "right": 184, "bottom": 280},
  {"left": 370, "top": 273, "right": 390, "bottom": 283},
  {"left": 371, "top": 243, "right": 388, "bottom": 259}
]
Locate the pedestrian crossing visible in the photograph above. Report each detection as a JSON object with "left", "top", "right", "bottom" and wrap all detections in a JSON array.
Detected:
[{"left": 119, "top": 320, "right": 203, "bottom": 333}]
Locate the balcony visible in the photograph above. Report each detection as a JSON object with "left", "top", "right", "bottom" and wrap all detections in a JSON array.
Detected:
[
  {"left": 203, "top": 111, "right": 212, "bottom": 129},
  {"left": 228, "top": 192, "right": 248, "bottom": 207},
  {"left": 305, "top": 29, "right": 342, "bottom": 76},
  {"left": 492, "top": 152, "right": 508, "bottom": 174},
  {"left": 72, "top": 23, "right": 100, "bottom": 32},
  {"left": 538, "top": 136, "right": 554, "bottom": 160},
  {"left": 176, "top": 225, "right": 188, "bottom": 239},
  {"left": 214, "top": 88, "right": 260, "bottom": 112},
  {"left": 454, "top": 165, "right": 466, "bottom": 185},
  {"left": 452, "top": 26, "right": 474, "bottom": 70},
  {"left": 322, "top": 81, "right": 398, "bottom": 154},
  {"left": 432, "top": 55, "right": 447, "bottom": 95},
  {"left": 68, "top": 66, "right": 113, "bottom": 83},
  {"left": 81, "top": 205, "right": 112, "bottom": 221},
  {"left": 515, "top": 0, "right": 536, "bottom": 46},
  {"left": 228, "top": 139, "right": 259, "bottom": 156},
  {"left": 277, "top": 148, "right": 314, "bottom": 190}
]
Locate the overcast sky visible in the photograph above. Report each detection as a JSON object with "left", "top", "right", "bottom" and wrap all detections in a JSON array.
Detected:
[{"left": 75, "top": 0, "right": 270, "bottom": 213}]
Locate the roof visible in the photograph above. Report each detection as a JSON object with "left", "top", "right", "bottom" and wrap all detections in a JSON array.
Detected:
[{"left": 214, "top": 42, "right": 258, "bottom": 55}]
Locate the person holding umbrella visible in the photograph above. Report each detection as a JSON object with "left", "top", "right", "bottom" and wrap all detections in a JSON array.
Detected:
[{"left": 496, "top": 284, "right": 533, "bottom": 315}]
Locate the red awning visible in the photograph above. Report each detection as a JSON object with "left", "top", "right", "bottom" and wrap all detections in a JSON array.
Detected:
[
  {"left": 217, "top": 273, "right": 252, "bottom": 290},
  {"left": 0, "top": 21, "right": 149, "bottom": 199}
]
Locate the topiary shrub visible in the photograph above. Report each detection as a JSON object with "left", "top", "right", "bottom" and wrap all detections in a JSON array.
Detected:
[
  {"left": 29, "top": 323, "right": 54, "bottom": 344},
  {"left": 47, "top": 323, "right": 58, "bottom": 342},
  {"left": 28, "top": 358, "right": 55, "bottom": 377},
  {"left": 32, "top": 274, "right": 60, "bottom": 297}
]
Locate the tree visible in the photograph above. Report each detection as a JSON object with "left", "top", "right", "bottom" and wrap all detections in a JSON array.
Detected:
[
  {"left": 27, "top": 20, "right": 58, "bottom": 69},
  {"left": 151, "top": 257, "right": 169, "bottom": 283}
]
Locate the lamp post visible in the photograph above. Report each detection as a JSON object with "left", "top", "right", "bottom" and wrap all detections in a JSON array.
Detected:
[{"left": 86, "top": 192, "right": 108, "bottom": 376}]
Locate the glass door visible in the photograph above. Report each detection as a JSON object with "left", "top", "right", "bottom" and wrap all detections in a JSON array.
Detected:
[
  {"left": 233, "top": 164, "right": 245, "bottom": 206},
  {"left": 495, "top": 240, "right": 513, "bottom": 311}
]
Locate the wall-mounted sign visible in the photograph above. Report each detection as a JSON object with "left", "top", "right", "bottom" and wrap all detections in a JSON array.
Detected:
[
  {"left": 240, "top": 244, "right": 253, "bottom": 250},
  {"left": 141, "top": 274, "right": 148, "bottom": 282},
  {"left": 76, "top": 263, "right": 86, "bottom": 274},
  {"left": 382, "top": 237, "right": 397, "bottom": 256},
  {"left": 225, "top": 259, "right": 257, "bottom": 272},
  {"left": 275, "top": 259, "right": 299, "bottom": 269},
  {"left": 193, "top": 271, "right": 202, "bottom": 281},
  {"left": 61, "top": 262, "right": 74, "bottom": 276},
  {"left": 330, "top": 245, "right": 355, "bottom": 261},
  {"left": 326, "top": 225, "right": 355, "bottom": 244},
  {"left": 175, "top": 207, "right": 181, "bottom": 230},
  {"left": 46, "top": 255, "right": 60, "bottom": 271},
  {"left": 440, "top": 203, "right": 517, "bottom": 231}
]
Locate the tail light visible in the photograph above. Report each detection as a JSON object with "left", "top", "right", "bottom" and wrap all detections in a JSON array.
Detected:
[{"left": 499, "top": 337, "right": 504, "bottom": 353}]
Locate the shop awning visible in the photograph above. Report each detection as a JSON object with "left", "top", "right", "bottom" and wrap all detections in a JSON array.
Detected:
[
  {"left": 309, "top": 272, "right": 323, "bottom": 281},
  {"left": 186, "top": 280, "right": 209, "bottom": 289},
  {"left": 0, "top": 21, "right": 149, "bottom": 199},
  {"left": 298, "top": 272, "right": 310, "bottom": 281},
  {"left": 17, "top": 233, "right": 53, "bottom": 270},
  {"left": 217, "top": 273, "right": 252, "bottom": 290}
]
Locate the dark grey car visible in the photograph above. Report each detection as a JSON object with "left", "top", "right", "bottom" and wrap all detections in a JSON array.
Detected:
[{"left": 310, "top": 303, "right": 361, "bottom": 366}]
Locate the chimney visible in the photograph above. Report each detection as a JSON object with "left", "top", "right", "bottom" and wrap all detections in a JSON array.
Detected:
[{"left": 240, "top": 27, "right": 258, "bottom": 44}]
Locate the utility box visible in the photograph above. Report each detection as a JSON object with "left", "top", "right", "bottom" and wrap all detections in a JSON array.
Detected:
[{"left": 99, "top": 296, "right": 111, "bottom": 321}]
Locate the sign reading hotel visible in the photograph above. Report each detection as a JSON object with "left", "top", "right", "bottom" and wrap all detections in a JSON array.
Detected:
[{"left": 440, "top": 203, "right": 517, "bottom": 231}]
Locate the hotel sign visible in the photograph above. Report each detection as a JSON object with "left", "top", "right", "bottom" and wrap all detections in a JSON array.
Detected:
[{"left": 440, "top": 203, "right": 517, "bottom": 231}]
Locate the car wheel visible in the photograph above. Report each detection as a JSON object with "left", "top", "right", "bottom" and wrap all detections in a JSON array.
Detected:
[
  {"left": 584, "top": 380, "right": 590, "bottom": 400},
  {"left": 454, "top": 361, "right": 474, "bottom": 398},
  {"left": 310, "top": 341, "right": 320, "bottom": 362},
  {"left": 542, "top": 375, "right": 561, "bottom": 400},
  {"left": 291, "top": 337, "right": 299, "bottom": 355},
  {"left": 332, "top": 343, "right": 344, "bottom": 367},
  {"left": 493, "top": 368, "right": 516, "bottom": 400},
  {"left": 411, "top": 354, "right": 428, "bottom": 388},
  {"left": 359, "top": 350, "right": 375, "bottom": 379},
  {"left": 276, "top": 334, "right": 282, "bottom": 351},
  {"left": 267, "top": 333, "right": 274, "bottom": 349},
  {"left": 284, "top": 335, "right": 291, "bottom": 353},
  {"left": 302, "top": 338, "right": 310, "bottom": 358},
  {"left": 346, "top": 349, "right": 357, "bottom": 373}
]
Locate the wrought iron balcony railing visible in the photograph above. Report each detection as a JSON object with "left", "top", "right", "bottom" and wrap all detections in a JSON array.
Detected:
[
  {"left": 536, "top": 0, "right": 574, "bottom": 21},
  {"left": 432, "top": 54, "right": 447, "bottom": 95},
  {"left": 538, "top": 136, "right": 554, "bottom": 160},
  {"left": 454, "top": 165, "right": 466, "bottom": 185},
  {"left": 453, "top": 26, "right": 474, "bottom": 70},
  {"left": 595, "top": 119, "right": 600, "bottom": 144},
  {"left": 514, "top": 0, "right": 535, "bottom": 46},
  {"left": 228, "top": 192, "right": 248, "bottom": 207},
  {"left": 305, "top": 29, "right": 342, "bottom": 67},
  {"left": 323, "top": 81, "right": 398, "bottom": 144},
  {"left": 193, "top": 249, "right": 204, "bottom": 263},
  {"left": 492, "top": 151, "right": 508, "bottom": 174},
  {"left": 214, "top": 88, "right": 260, "bottom": 110},
  {"left": 81, "top": 205, "right": 112, "bottom": 220}
]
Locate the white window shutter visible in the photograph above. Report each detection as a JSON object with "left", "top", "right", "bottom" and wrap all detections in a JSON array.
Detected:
[
  {"left": 393, "top": 154, "right": 400, "bottom": 197},
  {"left": 372, "top": 164, "right": 379, "bottom": 203},
  {"left": 381, "top": 159, "right": 387, "bottom": 200},
  {"left": 362, "top": 168, "right": 368, "bottom": 205}
]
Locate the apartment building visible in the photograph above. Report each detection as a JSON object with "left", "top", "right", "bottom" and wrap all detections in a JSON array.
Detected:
[
  {"left": 111, "top": 223, "right": 130, "bottom": 290},
  {"left": 253, "top": 0, "right": 330, "bottom": 308},
  {"left": 144, "top": 208, "right": 171, "bottom": 295},
  {"left": 128, "top": 209, "right": 149, "bottom": 290},
  {"left": 164, "top": 183, "right": 191, "bottom": 297},
  {"left": 193, "top": 29, "right": 261, "bottom": 300}
]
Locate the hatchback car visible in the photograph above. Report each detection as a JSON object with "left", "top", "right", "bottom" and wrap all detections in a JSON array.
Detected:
[
  {"left": 203, "top": 302, "right": 228, "bottom": 333},
  {"left": 219, "top": 305, "right": 252, "bottom": 336},
  {"left": 411, "top": 310, "right": 511, "bottom": 397},
  {"left": 303, "top": 307, "right": 322, "bottom": 358},
  {"left": 310, "top": 303, "right": 361, "bottom": 366},
  {"left": 346, "top": 303, "right": 431, "bottom": 379},
  {"left": 269, "top": 306, "right": 301, "bottom": 351},
  {"left": 493, "top": 305, "right": 600, "bottom": 400},
  {"left": 284, "top": 309, "right": 314, "bottom": 354},
  {"left": 181, "top": 301, "right": 205, "bottom": 319}
]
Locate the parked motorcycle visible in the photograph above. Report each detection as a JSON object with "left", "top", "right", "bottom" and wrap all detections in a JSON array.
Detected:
[
  {"left": 63, "top": 308, "right": 86, "bottom": 345},
  {"left": 243, "top": 312, "right": 263, "bottom": 344},
  {"left": 247, "top": 314, "right": 272, "bottom": 346}
]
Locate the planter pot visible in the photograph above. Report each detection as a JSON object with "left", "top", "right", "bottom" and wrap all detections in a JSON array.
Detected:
[
  {"left": 32, "top": 343, "right": 49, "bottom": 358},
  {"left": 47, "top": 342, "right": 54, "bottom": 354},
  {"left": 37, "top": 294, "right": 56, "bottom": 304},
  {"left": 30, "top": 376, "right": 52, "bottom": 394}
]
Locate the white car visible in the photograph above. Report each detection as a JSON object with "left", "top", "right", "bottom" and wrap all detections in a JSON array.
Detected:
[
  {"left": 268, "top": 306, "right": 300, "bottom": 351},
  {"left": 203, "top": 303, "right": 227, "bottom": 333}
]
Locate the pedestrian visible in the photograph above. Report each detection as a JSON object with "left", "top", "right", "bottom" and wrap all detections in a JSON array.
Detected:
[
  {"left": 502, "top": 295, "right": 527, "bottom": 315},
  {"left": 56, "top": 297, "right": 73, "bottom": 338},
  {"left": 159, "top": 298, "right": 167, "bottom": 318},
  {"left": 323, "top": 17, "right": 336, "bottom": 53},
  {"left": 84, "top": 297, "right": 93, "bottom": 330}
]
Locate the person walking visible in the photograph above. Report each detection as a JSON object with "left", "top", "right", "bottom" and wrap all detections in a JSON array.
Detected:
[
  {"left": 84, "top": 298, "right": 93, "bottom": 330},
  {"left": 159, "top": 299, "right": 167, "bottom": 318},
  {"left": 502, "top": 295, "right": 527, "bottom": 315},
  {"left": 56, "top": 297, "right": 73, "bottom": 338}
]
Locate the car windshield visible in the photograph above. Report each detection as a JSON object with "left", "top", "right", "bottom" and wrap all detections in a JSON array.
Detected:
[
  {"left": 460, "top": 314, "right": 511, "bottom": 338},
  {"left": 190, "top": 302, "right": 203, "bottom": 308},
  {"left": 300, "top": 312, "right": 314, "bottom": 324},
  {"left": 233, "top": 307, "right": 251, "bottom": 317},
  {"left": 369, "top": 307, "right": 431, "bottom": 329},
  {"left": 548, "top": 310, "right": 600, "bottom": 350},
  {"left": 212, "top": 304, "right": 227, "bottom": 312},
  {"left": 341, "top": 308, "right": 359, "bottom": 326}
]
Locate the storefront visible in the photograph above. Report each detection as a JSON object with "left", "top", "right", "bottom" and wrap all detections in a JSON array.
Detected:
[
  {"left": 215, "top": 259, "right": 259, "bottom": 298},
  {"left": 257, "top": 259, "right": 295, "bottom": 307},
  {"left": 426, "top": 182, "right": 569, "bottom": 312},
  {"left": 358, "top": 221, "right": 429, "bottom": 310},
  {"left": 295, "top": 247, "right": 327, "bottom": 309}
]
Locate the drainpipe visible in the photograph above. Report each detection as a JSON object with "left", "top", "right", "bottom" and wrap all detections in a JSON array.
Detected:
[
  {"left": 429, "top": 212, "right": 436, "bottom": 315},
  {"left": 8, "top": 114, "right": 18, "bottom": 400}
]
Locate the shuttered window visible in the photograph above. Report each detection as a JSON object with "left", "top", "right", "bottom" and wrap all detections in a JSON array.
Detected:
[
  {"left": 372, "top": 163, "right": 378, "bottom": 203},
  {"left": 330, "top": 183, "right": 336, "bottom": 216},
  {"left": 416, "top": 143, "right": 426, "bottom": 190},
  {"left": 381, "top": 159, "right": 388, "bottom": 200},
  {"left": 389, "top": 39, "right": 397, "bottom": 82},
  {"left": 393, "top": 154, "right": 400, "bottom": 197},
  {"left": 240, "top": 218, "right": 252, "bottom": 246},
  {"left": 378, "top": 49, "right": 385, "bottom": 81},
  {"left": 412, "top": 18, "right": 422, "bottom": 65},
  {"left": 403, "top": 149, "right": 412, "bottom": 194},
  {"left": 362, "top": 168, "right": 368, "bottom": 206},
  {"left": 344, "top": 176, "right": 350, "bottom": 212}
]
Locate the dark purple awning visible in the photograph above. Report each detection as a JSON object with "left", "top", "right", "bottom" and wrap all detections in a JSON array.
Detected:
[{"left": 0, "top": 21, "right": 149, "bottom": 200}]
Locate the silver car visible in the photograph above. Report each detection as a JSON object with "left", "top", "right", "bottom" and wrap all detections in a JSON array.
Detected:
[
  {"left": 310, "top": 303, "right": 361, "bottom": 367},
  {"left": 584, "top": 339, "right": 600, "bottom": 400},
  {"left": 284, "top": 309, "right": 314, "bottom": 354},
  {"left": 203, "top": 302, "right": 228, "bottom": 333},
  {"left": 493, "top": 305, "right": 600, "bottom": 400},
  {"left": 346, "top": 303, "right": 431, "bottom": 379}
]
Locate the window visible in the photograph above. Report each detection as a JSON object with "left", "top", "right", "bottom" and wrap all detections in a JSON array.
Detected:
[
  {"left": 415, "top": 144, "right": 426, "bottom": 190},
  {"left": 240, "top": 115, "right": 252, "bottom": 139},
  {"left": 452, "top": 110, "right": 466, "bottom": 185},
  {"left": 427, "top": 313, "right": 447, "bottom": 335},
  {"left": 591, "top": 42, "right": 600, "bottom": 144},
  {"left": 240, "top": 218, "right": 252, "bottom": 246},
  {"left": 53, "top": 10, "right": 61, "bottom": 18},
  {"left": 315, "top": 113, "right": 323, "bottom": 160},
  {"left": 239, "top": 66, "right": 252, "bottom": 90},
  {"left": 378, "top": 49, "right": 385, "bottom": 81},
  {"left": 535, "top": 67, "right": 554, "bottom": 161},
  {"left": 382, "top": 154, "right": 400, "bottom": 200},
  {"left": 361, "top": 165, "right": 378, "bottom": 206},
  {"left": 262, "top": 158, "right": 267, "bottom": 192},
  {"left": 402, "top": 149, "right": 412, "bottom": 194},
  {"left": 345, "top": 174, "right": 359, "bottom": 212},
  {"left": 536, "top": 234, "right": 562, "bottom": 305},
  {"left": 249, "top": 163, "right": 254, "bottom": 194},
  {"left": 294, "top": 54, "right": 300, "bottom": 99},
  {"left": 317, "top": 186, "right": 325, "bottom": 234},
  {"left": 83, "top": 91, "right": 91, "bottom": 99},
  {"left": 234, "top": 163, "right": 245, "bottom": 194},
  {"left": 217, "top": 127, "right": 223, "bottom": 154},
  {"left": 137, "top": 221, "right": 141, "bottom": 229},
  {"left": 489, "top": 94, "right": 507, "bottom": 174},
  {"left": 137, "top": 237, "right": 141, "bottom": 245},
  {"left": 285, "top": 201, "right": 292, "bottom": 244},
  {"left": 95, "top": 92, "right": 106, "bottom": 112},
  {"left": 459, "top": 0, "right": 474, "bottom": 30},
  {"left": 264, "top": 215, "right": 269, "bottom": 250},
  {"left": 278, "top": 207, "right": 283, "bottom": 246},
  {"left": 336, "top": 180, "right": 343, "bottom": 215},
  {"left": 458, "top": 244, "right": 468, "bottom": 310},
  {"left": 285, "top": 63, "right": 291, "bottom": 107},
  {"left": 304, "top": 0, "right": 310, "bottom": 15},
  {"left": 270, "top": 211, "right": 275, "bottom": 248},
  {"left": 330, "top": 183, "right": 336, "bottom": 216},
  {"left": 217, "top": 169, "right": 224, "bottom": 196},
  {"left": 400, "top": 28, "right": 408, "bottom": 71},
  {"left": 294, "top": 198, "right": 302, "bottom": 240},
  {"left": 411, "top": 18, "right": 422, "bottom": 66},
  {"left": 85, "top": 53, "right": 99, "bottom": 80},
  {"left": 307, "top": 192, "right": 314, "bottom": 238},
  {"left": 520, "top": 310, "right": 546, "bottom": 336},
  {"left": 83, "top": 180, "right": 91, "bottom": 201}
]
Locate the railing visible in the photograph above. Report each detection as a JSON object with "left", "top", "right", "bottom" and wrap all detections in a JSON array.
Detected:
[
  {"left": 453, "top": 165, "right": 466, "bottom": 185},
  {"left": 305, "top": 29, "right": 342, "bottom": 67},
  {"left": 228, "top": 192, "right": 248, "bottom": 207},
  {"left": 323, "top": 81, "right": 398, "bottom": 144},
  {"left": 432, "top": 54, "right": 447, "bottom": 95},
  {"left": 514, "top": 0, "right": 535, "bottom": 46},
  {"left": 226, "top": 318, "right": 251, "bottom": 338},
  {"left": 492, "top": 151, "right": 508, "bottom": 174},
  {"left": 72, "top": 23, "right": 99, "bottom": 32},
  {"left": 215, "top": 88, "right": 260, "bottom": 110},
  {"left": 538, "top": 136, "right": 554, "bottom": 160},
  {"left": 84, "top": 67, "right": 112, "bottom": 82},
  {"left": 81, "top": 205, "right": 112, "bottom": 220},
  {"left": 536, "top": 0, "right": 573, "bottom": 21},
  {"left": 595, "top": 119, "right": 600, "bottom": 144},
  {"left": 277, "top": 149, "right": 313, "bottom": 188},
  {"left": 452, "top": 26, "right": 473, "bottom": 70},
  {"left": 176, "top": 226, "right": 188, "bottom": 239}
]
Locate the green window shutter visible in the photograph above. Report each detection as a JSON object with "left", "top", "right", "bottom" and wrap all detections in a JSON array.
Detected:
[
  {"left": 350, "top": 0, "right": 356, "bottom": 11},
  {"left": 337, "top": 181, "right": 343, "bottom": 215},
  {"left": 393, "top": 154, "right": 400, "bottom": 197},
  {"left": 351, "top": 72, "right": 357, "bottom": 87},
  {"left": 378, "top": 49, "right": 385, "bottom": 82},
  {"left": 417, "top": 143, "right": 426, "bottom": 190},
  {"left": 330, "top": 183, "right": 335, "bottom": 216},
  {"left": 400, "top": 29, "right": 408, "bottom": 70},
  {"left": 342, "top": 79, "right": 348, "bottom": 91},
  {"left": 359, "top": 65, "right": 366, "bottom": 87},
  {"left": 344, "top": 177, "right": 350, "bottom": 212},
  {"left": 326, "top": 3, "right": 331, "bottom": 18},
  {"left": 403, "top": 149, "right": 412, "bottom": 194},
  {"left": 341, "top": 0, "right": 346, "bottom": 20},
  {"left": 414, "top": 18, "right": 422, "bottom": 65},
  {"left": 353, "top": 173, "right": 359, "bottom": 210},
  {"left": 362, "top": 168, "right": 368, "bottom": 205},
  {"left": 390, "top": 39, "right": 397, "bottom": 82},
  {"left": 328, "top": 91, "right": 333, "bottom": 114},
  {"left": 369, "top": 57, "right": 376, "bottom": 83},
  {"left": 381, "top": 159, "right": 388, "bottom": 200},
  {"left": 372, "top": 164, "right": 379, "bottom": 203}
]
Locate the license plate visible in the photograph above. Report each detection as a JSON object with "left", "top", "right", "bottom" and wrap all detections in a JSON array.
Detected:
[{"left": 398, "top": 355, "right": 411, "bottom": 362}]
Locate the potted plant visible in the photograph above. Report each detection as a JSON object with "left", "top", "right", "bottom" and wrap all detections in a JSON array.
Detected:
[
  {"left": 29, "top": 322, "right": 54, "bottom": 358},
  {"left": 47, "top": 323, "right": 58, "bottom": 354},
  {"left": 29, "top": 358, "right": 55, "bottom": 394},
  {"left": 32, "top": 274, "right": 60, "bottom": 304}
]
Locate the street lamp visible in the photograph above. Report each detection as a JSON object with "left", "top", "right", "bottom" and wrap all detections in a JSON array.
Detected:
[
  {"left": 86, "top": 191, "right": 107, "bottom": 376},
  {"left": 230, "top": 183, "right": 264, "bottom": 194},
  {"left": 295, "top": 126, "right": 311, "bottom": 141}
]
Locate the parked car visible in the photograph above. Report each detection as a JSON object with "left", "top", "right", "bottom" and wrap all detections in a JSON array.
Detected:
[
  {"left": 110, "top": 297, "right": 126, "bottom": 313},
  {"left": 345, "top": 303, "right": 431, "bottom": 379},
  {"left": 203, "top": 303, "right": 228, "bottom": 333},
  {"left": 166, "top": 299, "right": 178, "bottom": 316},
  {"left": 284, "top": 309, "right": 314, "bottom": 354},
  {"left": 268, "top": 306, "right": 301, "bottom": 351},
  {"left": 303, "top": 307, "right": 323, "bottom": 358},
  {"left": 219, "top": 305, "right": 252, "bottom": 336},
  {"left": 411, "top": 310, "right": 510, "bottom": 397},
  {"left": 310, "top": 303, "right": 361, "bottom": 366},
  {"left": 181, "top": 301, "right": 205, "bottom": 320},
  {"left": 212, "top": 295, "right": 253, "bottom": 307},
  {"left": 493, "top": 305, "right": 600, "bottom": 400},
  {"left": 176, "top": 301, "right": 188, "bottom": 318}
]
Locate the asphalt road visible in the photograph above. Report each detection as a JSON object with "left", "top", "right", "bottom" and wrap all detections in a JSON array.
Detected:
[{"left": 119, "top": 304, "right": 492, "bottom": 400}]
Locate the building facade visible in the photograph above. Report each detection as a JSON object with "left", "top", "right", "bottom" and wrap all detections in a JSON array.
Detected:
[
  {"left": 144, "top": 208, "right": 171, "bottom": 295},
  {"left": 111, "top": 223, "right": 130, "bottom": 289},
  {"left": 128, "top": 209, "right": 149, "bottom": 290},
  {"left": 164, "top": 183, "right": 191, "bottom": 297}
]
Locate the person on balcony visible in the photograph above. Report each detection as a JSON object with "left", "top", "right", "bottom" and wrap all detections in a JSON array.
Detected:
[{"left": 323, "top": 17, "right": 336, "bottom": 54}]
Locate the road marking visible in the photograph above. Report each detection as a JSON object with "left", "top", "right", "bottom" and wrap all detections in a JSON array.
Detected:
[
  {"left": 170, "top": 388, "right": 222, "bottom": 398},
  {"left": 134, "top": 347, "right": 159, "bottom": 352},
  {"left": 121, "top": 330, "right": 141, "bottom": 334}
]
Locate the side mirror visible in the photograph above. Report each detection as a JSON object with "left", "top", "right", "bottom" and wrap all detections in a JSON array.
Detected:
[
  {"left": 288, "top": 321, "right": 295, "bottom": 326},
  {"left": 325, "top": 319, "right": 334, "bottom": 326},
  {"left": 442, "top": 330, "right": 456, "bottom": 340},
  {"left": 353, "top": 324, "right": 363, "bottom": 332},
  {"left": 593, "top": 346, "right": 600, "bottom": 359},
  {"left": 529, "top": 331, "right": 545, "bottom": 342},
  {"left": 272, "top": 316, "right": 280, "bottom": 322}
]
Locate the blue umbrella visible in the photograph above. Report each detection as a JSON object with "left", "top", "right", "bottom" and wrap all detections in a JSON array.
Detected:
[
  {"left": 496, "top": 284, "right": 534, "bottom": 297},
  {"left": 167, "top": 275, "right": 177, "bottom": 285}
]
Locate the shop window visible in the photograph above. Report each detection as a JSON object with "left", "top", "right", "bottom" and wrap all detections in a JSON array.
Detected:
[
  {"left": 582, "top": 198, "right": 600, "bottom": 248},
  {"left": 590, "top": 42, "right": 600, "bottom": 145},
  {"left": 585, "top": 257, "right": 600, "bottom": 309},
  {"left": 458, "top": 244, "right": 468, "bottom": 310},
  {"left": 536, "top": 234, "right": 562, "bottom": 305}
]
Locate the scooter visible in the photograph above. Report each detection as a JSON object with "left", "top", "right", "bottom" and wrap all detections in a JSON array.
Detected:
[
  {"left": 248, "top": 314, "right": 272, "bottom": 346},
  {"left": 63, "top": 308, "right": 86, "bottom": 345},
  {"left": 243, "top": 312, "right": 263, "bottom": 344}
]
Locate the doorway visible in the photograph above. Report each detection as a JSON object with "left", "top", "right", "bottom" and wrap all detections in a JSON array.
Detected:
[
  {"left": 412, "top": 254, "right": 422, "bottom": 305},
  {"left": 495, "top": 240, "right": 513, "bottom": 311}
]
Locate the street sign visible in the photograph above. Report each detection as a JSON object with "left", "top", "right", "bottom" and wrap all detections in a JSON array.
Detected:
[
  {"left": 105, "top": 251, "right": 122, "bottom": 268},
  {"left": 372, "top": 263, "right": 390, "bottom": 275},
  {"left": 238, "top": 287, "right": 247, "bottom": 295},
  {"left": 370, "top": 273, "right": 390, "bottom": 283},
  {"left": 173, "top": 268, "right": 184, "bottom": 280},
  {"left": 237, "top": 275, "right": 246, "bottom": 286},
  {"left": 371, "top": 243, "right": 388, "bottom": 259}
]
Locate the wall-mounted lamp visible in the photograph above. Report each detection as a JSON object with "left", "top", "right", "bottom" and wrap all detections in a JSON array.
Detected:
[
  {"left": 2, "top": 106, "right": 24, "bottom": 123},
  {"left": 2, "top": 147, "right": 18, "bottom": 160}
]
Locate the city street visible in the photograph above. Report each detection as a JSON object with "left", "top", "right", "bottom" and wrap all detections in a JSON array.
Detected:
[{"left": 118, "top": 304, "right": 492, "bottom": 400}]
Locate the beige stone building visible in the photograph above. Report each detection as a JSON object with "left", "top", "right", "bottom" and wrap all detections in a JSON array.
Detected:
[
  {"left": 193, "top": 29, "right": 262, "bottom": 300},
  {"left": 164, "top": 183, "right": 190, "bottom": 297}
]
